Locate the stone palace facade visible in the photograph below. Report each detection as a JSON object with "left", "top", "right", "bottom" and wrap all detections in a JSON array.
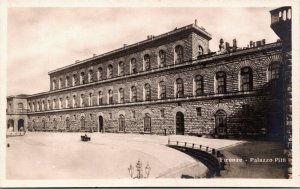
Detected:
[{"left": 7, "top": 7, "right": 291, "bottom": 143}]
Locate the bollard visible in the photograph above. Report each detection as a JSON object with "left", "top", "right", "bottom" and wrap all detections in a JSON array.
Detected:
[
  {"left": 192, "top": 144, "right": 194, "bottom": 149},
  {"left": 176, "top": 141, "right": 179, "bottom": 146},
  {"left": 185, "top": 142, "right": 187, "bottom": 147},
  {"left": 164, "top": 129, "right": 167, "bottom": 136},
  {"left": 220, "top": 157, "right": 225, "bottom": 170},
  {"left": 206, "top": 147, "right": 209, "bottom": 152},
  {"left": 199, "top": 145, "right": 202, "bottom": 150}
]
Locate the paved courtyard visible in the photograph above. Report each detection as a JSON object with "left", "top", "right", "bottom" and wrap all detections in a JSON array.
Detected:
[{"left": 6, "top": 133, "right": 242, "bottom": 179}]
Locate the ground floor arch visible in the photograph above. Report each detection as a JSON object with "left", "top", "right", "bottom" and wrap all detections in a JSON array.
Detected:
[
  {"left": 80, "top": 116, "right": 85, "bottom": 131},
  {"left": 215, "top": 109, "right": 227, "bottom": 137},
  {"left": 7, "top": 119, "right": 14, "bottom": 132},
  {"left": 176, "top": 111, "right": 184, "bottom": 135},
  {"left": 119, "top": 114, "right": 125, "bottom": 132},
  {"left": 98, "top": 115, "right": 104, "bottom": 133},
  {"left": 18, "top": 119, "right": 25, "bottom": 131},
  {"left": 144, "top": 113, "right": 151, "bottom": 133}
]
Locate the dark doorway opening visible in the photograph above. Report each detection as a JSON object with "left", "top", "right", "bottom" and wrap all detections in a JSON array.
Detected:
[
  {"left": 176, "top": 112, "right": 184, "bottom": 135},
  {"left": 98, "top": 116, "right": 104, "bottom": 133}
]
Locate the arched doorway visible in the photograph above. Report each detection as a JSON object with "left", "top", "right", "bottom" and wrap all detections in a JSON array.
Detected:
[
  {"left": 80, "top": 116, "right": 85, "bottom": 131},
  {"left": 176, "top": 112, "right": 184, "bottom": 135},
  {"left": 18, "top": 119, "right": 24, "bottom": 131},
  {"left": 119, "top": 114, "right": 125, "bottom": 132},
  {"left": 98, "top": 116, "right": 104, "bottom": 133},
  {"left": 144, "top": 113, "right": 151, "bottom": 133},
  {"left": 215, "top": 110, "right": 227, "bottom": 137},
  {"left": 7, "top": 119, "right": 14, "bottom": 132}
]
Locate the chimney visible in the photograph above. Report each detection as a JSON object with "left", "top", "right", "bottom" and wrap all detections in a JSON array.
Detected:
[
  {"left": 123, "top": 44, "right": 127, "bottom": 48},
  {"left": 75, "top": 60, "right": 80, "bottom": 63},
  {"left": 219, "top": 38, "right": 225, "bottom": 51},
  {"left": 249, "top": 41, "right": 253, "bottom": 47},
  {"left": 256, "top": 40, "right": 262, "bottom": 47},
  {"left": 233, "top": 39, "right": 237, "bottom": 51},
  {"left": 194, "top": 19, "right": 198, "bottom": 26},
  {"left": 225, "top": 42, "right": 230, "bottom": 51},
  {"left": 93, "top": 54, "right": 96, "bottom": 57},
  {"left": 262, "top": 39, "right": 266, "bottom": 45}
]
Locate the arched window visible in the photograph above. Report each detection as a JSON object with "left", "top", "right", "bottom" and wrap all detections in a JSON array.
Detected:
[
  {"left": 59, "top": 98, "right": 63, "bottom": 109},
  {"left": 58, "top": 78, "right": 62, "bottom": 89},
  {"left": 175, "top": 45, "right": 184, "bottom": 64},
  {"left": 159, "top": 81, "right": 166, "bottom": 99},
  {"left": 108, "top": 90, "right": 113, "bottom": 104},
  {"left": 65, "top": 76, "right": 69, "bottom": 87},
  {"left": 53, "top": 99, "right": 56, "bottom": 109},
  {"left": 131, "top": 58, "right": 137, "bottom": 74},
  {"left": 42, "top": 100, "right": 45, "bottom": 111},
  {"left": 72, "top": 95, "right": 76, "bottom": 108},
  {"left": 65, "top": 96, "right": 69, "bottom": 108},
  {"left": 176, "top": 78, "right": 184, "bottom": 98},
  {"left": 88, "top": 70, "right": 93, "bottom": 83},
  {"left": 98, "top": 91, "right": 103, "bottom": 105},
  {"left": 72, "top": 74, "right": 76, "bottom": 86},
  {"left": 80, "top": 94, "right": 84, "bottom": 107},
  {"left": 88, "top": 93, "right": 92, "bottom": 106},
  {"left": 159, "top": 50, "right": 166, "bottom": 67},
  {"left": 28, "top": 102, "right": 32, "bottom": 112},
  {"left": 98, "top": 67, "right": 103, "bottom": 80},
  {"left": 32, "top": 102, "right": 36, "bottom": 111},
  {"left": 47, "top": 100, "right": 50, "bottom": 110},
  {"left": 107, "top": 65, "right": 113, "bottom": 78},
  {"left": 131, "top": 86, "right": 137, "bottom": 102},
  {"left": 80, "top": 72, "right": 85, "bottom": 84},
  {"left": 195, "top": 75, "right": 204, "bottom": 96},
  {"left": 118, "top": 61, "right": 124, "bottom": 76},
  {"left": 216, "top": 71, "right": 226, "bottom": 94},
  {"left": 37, "top": 101, "right": 40, "bottom": 111},
  {"left": 52, "top": 79, "right": 56, "bottom": 90},
  {"left": 240, "top": 67, "right": 253, "bottom": 91},
  {"left": 144, "top": 54, "right": 151, "bottom": 71},
  {"left": 198, "top": 45, "right": 204, "bottom": 56},
  {"left": 119, "top": 88, "right": 124, "bottom": 103},
  {"left": 144, "top": 83, "right": 151, "bottom": 101}
]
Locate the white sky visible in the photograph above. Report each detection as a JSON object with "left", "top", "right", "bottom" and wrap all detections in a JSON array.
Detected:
[{"left": 7, "top": 7, "right": 279, "bottom": 96}]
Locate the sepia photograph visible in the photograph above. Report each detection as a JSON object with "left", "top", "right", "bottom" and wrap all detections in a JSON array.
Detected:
[{"left": 0, "top": 0, "right": 299, "bottom": 187}]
